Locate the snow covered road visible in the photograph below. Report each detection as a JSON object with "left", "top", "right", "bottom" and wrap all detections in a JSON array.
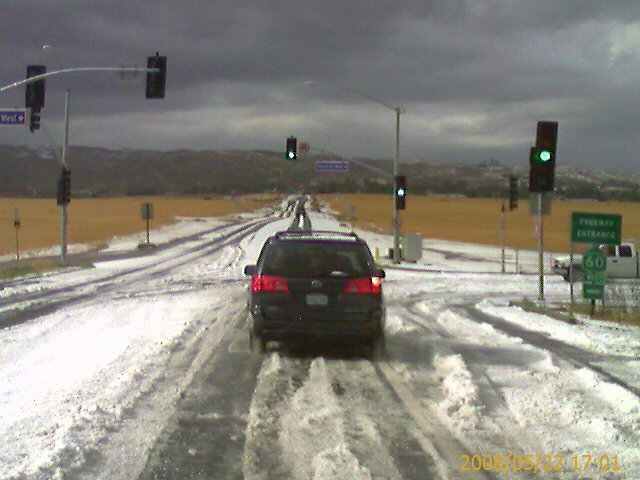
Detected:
[{"left": 1, "top": 203, "right": 638, "bottom": 479}]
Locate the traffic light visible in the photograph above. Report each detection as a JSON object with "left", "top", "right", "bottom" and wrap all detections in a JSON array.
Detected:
[
  {"left": 29, "top": 110, "right": 41, "bottom": 132},
  {"left": 395, "top": 175, "right": 406, "bottom": 210},
  {"left": 508, "top": 175, "right": 518, "bottom": 210},
  {"left": 57, "top": 168, "right": 71, "bottom": 206},
  {"left": 286, "top": 136, "right": 297, "bottom": 160},
  {"left": 26, "top": 65, "right": 46, "bottom": 111},
  {"left": 529, "top": 121, "right": 558, "bottom": 192},
  {"left": 145, "top": 54, "right": 167, "bottom": 99}
]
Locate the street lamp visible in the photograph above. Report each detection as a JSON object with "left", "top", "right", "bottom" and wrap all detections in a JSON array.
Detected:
[{"left": 305, "top": 80, "right": 404, "bottom": 263}]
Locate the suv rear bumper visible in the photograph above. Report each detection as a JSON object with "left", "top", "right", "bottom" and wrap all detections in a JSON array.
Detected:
[{"left": 250, "top": 311, "right": 384, "bottom": 342}]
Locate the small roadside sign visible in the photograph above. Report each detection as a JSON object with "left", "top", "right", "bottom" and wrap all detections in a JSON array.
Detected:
[
  {"left": 140, "top": 203, "right": 154, "bottom": 220},
  {"left": 315, "top": 160, "right": 349, "bottom": 172},
  {"left": 582, "top": 246, "right": 606, "bottom": 300},
  {"left": 299, "top": 142, "right": 309, "bottom": 153},
  {"left": 571, "top": 212, "right": 621, "bottom": 244},
  {"left": 528, "top": 192, "right": 552, "bottom": 216},
  {"left": 0, "top": 109, "right": 27, "bottom": 125},
  {"left": 13, "top": 208, "right": 20, "bottom": 228}
]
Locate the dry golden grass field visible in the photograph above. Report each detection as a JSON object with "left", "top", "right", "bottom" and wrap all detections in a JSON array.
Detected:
[
  {"left": 321, "top": 194, "right": 640, "bottom": 253},
  {"left": 0, "top": 195, "right": 276, "bottom": 257},
  {"left": 3, "top": 193, "right": 640, "bottom": 259}
]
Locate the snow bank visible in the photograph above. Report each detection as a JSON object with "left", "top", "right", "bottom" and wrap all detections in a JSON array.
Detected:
[{"left": 433, "top": 353, "right": 482, "bottom": 434}]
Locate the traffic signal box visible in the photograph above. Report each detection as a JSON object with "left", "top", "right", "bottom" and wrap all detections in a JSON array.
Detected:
[
  {"left": 57, "top": 168, "right": 71, "bottom": 206},
  {"left": 395, "top": 175, "right": 406, "bottom": 210},
  {"left": 529, "top": 121, "right": 558, "bottom": 192},
  {"left": 146, "top": 54, "right": 167, "bottom": 99},
  {"left": 508, "top": 175, "right": 518, "bottom": 210},
  {"left": 286, "top": 136, "right": 297, "bottom": 160},
  {"left": 26, "top": 65, "right": 46, "bottom": 132}
]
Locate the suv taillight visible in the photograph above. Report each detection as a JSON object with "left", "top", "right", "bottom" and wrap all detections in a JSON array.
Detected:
[
  {"left": 251, "top": 274, "right": 289, "bottom": 292},
  {"left": 342, "top": 277, "right": 382, "bottom": 294}
]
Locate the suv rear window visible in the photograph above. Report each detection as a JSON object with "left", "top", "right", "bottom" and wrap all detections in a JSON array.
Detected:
[{"left": 261, "top": 241, "right": 372, "bottom": 277}]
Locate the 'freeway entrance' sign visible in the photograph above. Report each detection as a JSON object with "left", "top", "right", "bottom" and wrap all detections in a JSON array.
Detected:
[
  {"left": 0, "top": 109, "right": 27, "bottom": 125},
  {"left": 571, "top": 212, "right": 621, "bottom": 244},
  {"left": 315, "top": 160, "right": 349, "bottom": 172},
  {"left": 582, "top": 246, "right": 606, "bottom": 300}
]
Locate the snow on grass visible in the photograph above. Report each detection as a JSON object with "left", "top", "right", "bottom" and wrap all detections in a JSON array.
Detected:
[
  {"left": 477, "top": 299, "right": 640, "bottom": 355},
  {"left": 493, "top": 366, "right": 640, "bottom": 478}
]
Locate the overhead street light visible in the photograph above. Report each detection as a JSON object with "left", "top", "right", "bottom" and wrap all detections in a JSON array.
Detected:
[{"left": 305, "top": 80, "right": 404, "bottom": 263}]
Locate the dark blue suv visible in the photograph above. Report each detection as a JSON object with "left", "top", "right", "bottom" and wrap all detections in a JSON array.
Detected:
[{"left": 244, "top": 231, "right": 386, "bottom": 356}]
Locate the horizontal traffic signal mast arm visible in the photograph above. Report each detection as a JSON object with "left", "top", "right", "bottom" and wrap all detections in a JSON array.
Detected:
[{"left": 0, "top": 66, "right": 161, "bottom": 94}]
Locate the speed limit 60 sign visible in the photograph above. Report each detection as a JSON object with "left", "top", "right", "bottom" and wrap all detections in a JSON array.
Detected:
[{"left": 582, "top": 246, "right": 606, "bottom": 299}]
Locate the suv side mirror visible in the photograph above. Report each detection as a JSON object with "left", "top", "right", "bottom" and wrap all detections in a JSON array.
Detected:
[
  {"left": 375, "top": 268, "right": 386, "bottom": 278},
  {"left": 244, "top": 265, "right": 256, "bottom": 276}
]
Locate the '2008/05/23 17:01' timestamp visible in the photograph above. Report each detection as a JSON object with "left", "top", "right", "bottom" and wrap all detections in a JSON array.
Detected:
[{"left": 460, "top": 453, "right": 622, "bottom": 474}]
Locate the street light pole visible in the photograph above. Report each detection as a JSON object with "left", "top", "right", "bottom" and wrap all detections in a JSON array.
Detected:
[
  {"left": 393, "top": 106, "right": 401, "bottom": 263},
  {"left": 60, "top": 89, "right": 70, "bottom": 266},
  {"left": 305, "top": 81, "right": 403, "bottom": 262}
]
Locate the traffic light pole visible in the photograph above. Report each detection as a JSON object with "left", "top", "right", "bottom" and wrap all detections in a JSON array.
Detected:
[
  {"left": 0, "top": 66, "right": 160, "bottom": 95},
  {"left": 537, "top": 193, "right": 545, "bottom": 301},
  {"left": 392, "top": 107, "right": 401, "bottom": 264},
  {"left": 60, "top": 89, "right": 70, "bottom": 266}
]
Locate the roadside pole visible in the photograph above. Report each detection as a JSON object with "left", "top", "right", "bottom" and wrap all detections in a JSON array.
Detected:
[
  {"left": 500, "top": 203, "right": 506, "bottom": 273},
  {"left": 537, "top": 193, "right": 544, "bottom": 301},
  {"left": 569, "top": 241, "right": 574, "bottom": 303},
  {"left": 60, "top": 89, "right": 70, "bottom": 266},
  {"left": 13, "top": 208, "right": 21, "bottom": 260},
  {"left": 392, "top": 107, "right": 401, "bottom": 264}
]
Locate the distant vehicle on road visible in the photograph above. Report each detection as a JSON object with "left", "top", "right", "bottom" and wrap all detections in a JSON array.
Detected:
[
  {"left": 244, "top": 230, "right": 386, "bottom": 356},
  {"left": 552, "top": 242, "right": 640, "bottom": 281}
]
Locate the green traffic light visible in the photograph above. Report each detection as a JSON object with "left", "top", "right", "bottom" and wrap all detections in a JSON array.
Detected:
[
  {"left": 397, "top": 188, "right": 406, "bottom": 196},
  {"left": 288, "top": 151, "right": 295, "bottom": 159},
  {"left": 531, "top": 148, "right": 553, "bottom": 163}
]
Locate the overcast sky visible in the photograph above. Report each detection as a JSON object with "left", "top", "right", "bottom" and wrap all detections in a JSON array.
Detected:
[{"left": 2, "top": 1, "right": 640, "bottom": 171}]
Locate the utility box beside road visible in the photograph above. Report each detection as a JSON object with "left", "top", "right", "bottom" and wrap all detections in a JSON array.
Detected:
[{"left": 402, "top": 233, "right": 422, "bottom": 262}]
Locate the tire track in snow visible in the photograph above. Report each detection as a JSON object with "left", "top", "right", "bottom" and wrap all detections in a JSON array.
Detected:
[
  {"left": 387, "top": 299, "right": 545, "bottom": 478},
  {"left": 458, "top": 303, "right": 640, "bottom": 400},
  {"left": 397, "top": 298, "right": 640, "bottom": 478},
  {"left": 0, "top": 216, "right": 278, "bottom": 329}
]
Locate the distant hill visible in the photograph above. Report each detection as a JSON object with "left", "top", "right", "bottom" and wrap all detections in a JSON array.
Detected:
[{"left": 1, "top": 144, "right": 639, "bottom": 201}]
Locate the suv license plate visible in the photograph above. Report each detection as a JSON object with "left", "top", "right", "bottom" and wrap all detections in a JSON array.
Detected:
[{"left": 306, "top": 293, "right": 328, "bottom": 306}]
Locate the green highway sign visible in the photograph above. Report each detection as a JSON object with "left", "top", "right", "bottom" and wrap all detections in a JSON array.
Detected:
[
  {"left": 571, "top": 212, "right": 621, "bottom": 244},
  {"left": 582, "top": 246, "right": 606, "bottom": 300}
]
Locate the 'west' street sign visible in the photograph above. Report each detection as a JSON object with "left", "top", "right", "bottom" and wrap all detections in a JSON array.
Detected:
[{"left": 0, "top": 109, "right": 27, "bottom": 125}]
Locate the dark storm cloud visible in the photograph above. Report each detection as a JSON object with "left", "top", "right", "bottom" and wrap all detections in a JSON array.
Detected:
[{"left": 2, "top": 1, "right": 640, "bottom": 170}]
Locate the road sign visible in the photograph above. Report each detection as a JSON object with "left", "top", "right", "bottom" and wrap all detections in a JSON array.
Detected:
[
  {"left": 582, "top": 246, "right": 606, "bottom": 299},
  {"left": 315, "top": 160, "right": 349, "bottom": 172},
  {"left": 299, "top": 142, "right": 309, "bottom": 153},
  {"left": 571, "top": 212, "right": 621, "bottom": 244},
  {"left": 140, "top": 203, "right": 154, "bottom": 220},
  {"left": 528, "top": 192, "right": 552, "bottom": 216},
  {"left": 0, "top": 109, "right": 27, "bottom": 125}
]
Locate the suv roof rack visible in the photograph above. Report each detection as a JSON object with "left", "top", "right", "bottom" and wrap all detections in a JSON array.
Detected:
[{"left": 273, "top": 230, "right": 360, "bottom": 240}]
